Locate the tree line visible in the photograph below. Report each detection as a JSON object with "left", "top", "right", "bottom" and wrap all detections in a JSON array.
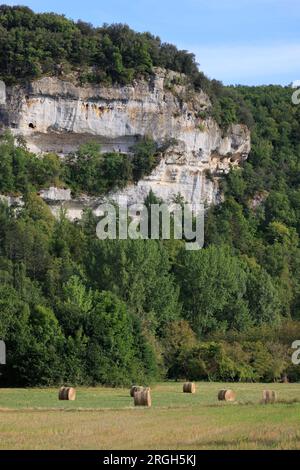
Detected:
[{"left": 0, "top": 190, "right": 299, "bottom": 385}]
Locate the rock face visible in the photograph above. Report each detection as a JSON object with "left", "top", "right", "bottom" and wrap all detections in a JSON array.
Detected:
[{"left": 0, "top": 69, "right": 251, "bottom": 215}]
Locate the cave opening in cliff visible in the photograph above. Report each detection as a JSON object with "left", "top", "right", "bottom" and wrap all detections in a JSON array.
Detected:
[{"left": 28, "top": 122, "right": 36, "bottom": 129}]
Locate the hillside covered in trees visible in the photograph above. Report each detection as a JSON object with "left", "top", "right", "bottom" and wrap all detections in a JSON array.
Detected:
[
  {"left": 0, "top": 5, "right": 251, "bottom": 128},
  {"left": 1, "top": 6, "right": 300, "bottom": 386}
]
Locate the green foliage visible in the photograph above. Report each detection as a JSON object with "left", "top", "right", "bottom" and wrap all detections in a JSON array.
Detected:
[
  {"left": 1, "top": 9, "right": 300, "bottom": 386},
  {"left": 161, "top": 320, "right": 197, "bottom": 379},
  {"left": 179, "top": 342, "right": 240, "bottom": 382},
  {"left": 212, "top": 96, "right": 237, "bottom": 127},
  {"left": 85, "top": 238, "right": 181, "bottom": 333},
  {"left": 0, "top": 6, "right": 203, "bottom": 87},
  {"left": 197, "top": 86, "right": 300, "bottom": 381},
  {"left": 245, "top": 263, "right": 281, "bottom": 325},
  {"left": 175, "top": 245, "right": 251, "bottom": 335},
  {"left": 0, "top": 5, "right": 254, "bottom": 131},
  {"left": 84, "top": 291, "right": 139, "bottom": 386},
  {"left": 65, "top": 143, "right": 133, "bottom": 195},
  {"left": 0, "top": 132, "right": 64, "bottom": 193},
  {"left": 206, "top": 84, "right": 300, "bottom": 322},
  {"left": 0, "top": 210, "right": 160, "bottom": 386}
]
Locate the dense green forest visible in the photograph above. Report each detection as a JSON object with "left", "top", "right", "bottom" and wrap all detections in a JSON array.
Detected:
[{"left": 1, "top": 6, "right": 300, "bottom": 386}]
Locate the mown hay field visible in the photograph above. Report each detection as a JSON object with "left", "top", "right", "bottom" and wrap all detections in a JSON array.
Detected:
[{"left": 0, "top": 382, "right": 300, "bottom": 449}]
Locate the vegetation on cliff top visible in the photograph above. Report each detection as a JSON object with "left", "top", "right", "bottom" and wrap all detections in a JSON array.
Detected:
[
  {"left": 1, "top": 6, "right": 300, "bottom": 387},
  {"left": 0, "top": 5, "right": 202, "bottom": 86}
]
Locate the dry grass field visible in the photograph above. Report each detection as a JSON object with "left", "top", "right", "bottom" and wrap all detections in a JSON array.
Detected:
[{"left": 0, "top": 382, "right": 300, "bottom": 450}]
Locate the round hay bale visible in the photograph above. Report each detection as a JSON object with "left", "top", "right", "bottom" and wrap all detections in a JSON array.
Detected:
[
  {"left": 130, "top": 385, "right": 144, "bottom": 397},
  {"left": 183, "top": 382, "right": 196, "bottom": 393},
  {"left": 58, "top": 386, "right": 76, "bottom": 401},
  {"left": 262, "top": 390, "right": 277, "bottom": 404},
  {"left": 134, "top": 388, "right": 151, "bottom": 407},
  {"left": 218, "top": 389, "right": 236, "bottom": 402}
]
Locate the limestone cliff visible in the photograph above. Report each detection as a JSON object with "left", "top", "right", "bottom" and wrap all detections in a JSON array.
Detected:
[{"left": 0, "top": 69, "right": 250, "bottom": 217}]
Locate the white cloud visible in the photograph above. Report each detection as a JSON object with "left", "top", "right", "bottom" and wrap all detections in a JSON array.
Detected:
[{"left": 190, "top": 43, "right": 300, "bottom": 85}]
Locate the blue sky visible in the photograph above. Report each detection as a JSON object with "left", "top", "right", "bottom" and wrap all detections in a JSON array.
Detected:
[{"left": 3, "top": 0, "right": 300, "bottom": 85}]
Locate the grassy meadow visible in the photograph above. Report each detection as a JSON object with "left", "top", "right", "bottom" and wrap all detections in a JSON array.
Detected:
[{"left": 0, "top": 382, "right": 300, "bottom": 450}]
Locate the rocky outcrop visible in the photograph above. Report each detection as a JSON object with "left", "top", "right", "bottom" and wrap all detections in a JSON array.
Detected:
[
  {"left": 0, "top": 69, "right": 251, "bottom": 215},
  {"left": 0, "top": 80, "right": 5, "bottom": 105}
]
